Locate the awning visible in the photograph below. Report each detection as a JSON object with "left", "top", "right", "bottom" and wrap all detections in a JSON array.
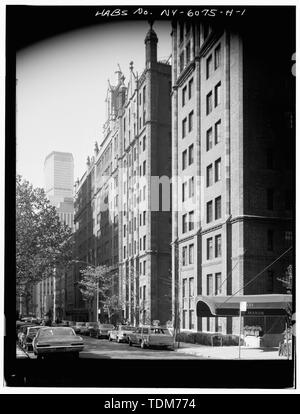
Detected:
[{"left": 196, "top": 294, "right": 292, "bottom": 317}]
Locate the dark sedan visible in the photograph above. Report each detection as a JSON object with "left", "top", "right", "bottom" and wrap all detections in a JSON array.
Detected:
[{"left": 32, "top": 327, "right": 84, "bottom": 359}]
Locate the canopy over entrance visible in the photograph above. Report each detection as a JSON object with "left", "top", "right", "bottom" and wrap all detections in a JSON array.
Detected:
[{"left": 196, "top": 294, "right": 292, "bottom": 317}]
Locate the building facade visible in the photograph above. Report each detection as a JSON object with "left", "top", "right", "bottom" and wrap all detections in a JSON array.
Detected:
[
  {"left": 171, "top": 19, "right": 294, "bottom": 335},
  {"left": 74, "top": 25, "right": 173, "bottom": 326}
]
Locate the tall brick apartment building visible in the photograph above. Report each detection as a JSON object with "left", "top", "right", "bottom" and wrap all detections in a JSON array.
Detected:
[
  {"left": 74, "top": 25, "right": 172, "bottom": 325},
  {"left": 171, "top": 16, "right": 294, "bottom": 336}
]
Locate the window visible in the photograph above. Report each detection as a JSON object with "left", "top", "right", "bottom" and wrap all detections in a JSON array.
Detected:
[
  {"left": 123, "top": 246, "right": 126, "bottom": 258},
  {"left": 182, "top": 149, "right": 187, "bottom": 170},
  {"left": 215, "top": 196, "right": 221, "bottom": 220},
  {"left": 215, "top": 234, "right": 222, "bottom": 258},
  {"left": 267, "top": 229, "right": 274, "bottom": 251},
  {"left": 182, "top": 279, "right": 187, "bottom": 297},
  {"left": 143, "top": 260, "right": 146, "bottom": 275},
  {"left": 182, "top": 181, "right": 187, "bottom": 202},
  {"left": 143, "top": 110, "right": 146, "bottom": 125},
  {"left": 206, "top": 54, "right": 213, "bottom": 79},
  {"left": 143, "top": 160, "right": 146, "bottom": 176},
  {"left": 143, "top": 211, "right": 146, "bottom": 226},
  {"left": 180, "top": 52, "right": 185, "bottom": 72},
  {"left": 188, "top": 144, "right": 194, "bottom": 165},
  {"left": 267, "top": 188, "right": 274, "bottom": 210},
  {"left": 207, "top": 274, "right": 213, "bottom": 295},
  {"left": 285, "top": 231, "right": 292, "bottom": 241},
  {"left": 189, "top": 211, "right": 194, "bottom": 231},
  {"left": 186, "top": 42, "right": 191, "bottom": 64},
  {"left": 182, "top": 86, "right": 187, "bottom": 107},
  {"left": 143, "top": 185, "right": 146, "bottom": 200},
  {"left": 143, "top": 235, "right": 146, "bottom": 250},
  {"left": 189, "top": 310, "right": 195, "bottom": 330},
  {"left": 143, "top": 136, "right": 146, "bottom": 151},
  {"left": 179, "top": 23, "right": 184, "bottom": 43},
  {"left": 215, "top": 273, "right": 221, "bottom": 295},
  {"left": 207, "top": 238, "right": 213, "bottom": 260},
  {"left": 215, "top": 158, "right": 221, "bottom": 182},
  {"left": 189, "top": 244, "right": 194, "bottom": 264},
  {"left": 139, "top": 214, "right": 142, "bottom": 226},
  {"left": 188, "top": 78, "right": 193, "bottom": 99},
  {"left": 267, "top": 270, "right": 274, "bottom": 293},
  {"left": 207, "top": 164, "right": 213, "bottom": 187},
  {"left": 215, "top": 82, "right": 221, "bottom": 107},
  {"left": 182, "top": 310, "right": 187, "bottom": 329},
  {"left": 215, "top": 120, "right": 221, "bottom": 144},
  {"left": 207, "top": 201, "right": 213, "bottom": 223},
  {"left": 182, "top": 118, "right": 187, "bottom": 138},
  {"left": 188, "top": 111, "right": 193, "bottom": 132},
  {"left": 214, "top": 44, "right": 221, "bottom": 69},
  {"left": 206, "top": 91, "right": 213, "bottom": 115},
  {"left": 123, "top": 224, "right": 126, "bottom": 237},
  {"left": 143, "top": 85, "right": 146, "bottom": 105},
  {"left": 143, "top": 285, "right": 146, "bottom": 300},
  {"left": 189, "top": 177, "right": 194, "bottom": 197},
  {"left": 182, "top": 246, "right": 188, "bottom": 266},
  {"left": 189, "top": 277, "right": 194, "bottom": 297},
  {"left": 182, "top": 214, "right": 188, "bottom": 233},
  {"left": 207, "top": 127, "right": 213, "bottom": 151}
]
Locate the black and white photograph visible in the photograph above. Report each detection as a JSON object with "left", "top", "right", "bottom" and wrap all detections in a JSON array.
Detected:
[{"left": 3, "top": 2, "right": 297, "bottom": 392}]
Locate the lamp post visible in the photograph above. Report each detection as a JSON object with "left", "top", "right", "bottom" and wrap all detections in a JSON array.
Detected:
[{"left": 53, "top": 267, "right": 56, "bottom": 323}]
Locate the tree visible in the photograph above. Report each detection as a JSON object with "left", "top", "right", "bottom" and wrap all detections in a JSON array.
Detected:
[
  {"left": 16, "top": 175, "right": 73, "bottom": 296},
  {"left": 78, "top": 264, "right": 122, "bottom": 323}
]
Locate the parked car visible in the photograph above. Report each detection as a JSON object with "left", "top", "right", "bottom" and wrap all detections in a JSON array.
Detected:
[
  {"left": 20, "top": 326, "right": 42, "bottom": 352},
  {"left": 17, "top": 323, "right": 36, "bottom": 344},
  {"left": 75, "top": 322, "right": 89, "bottom": 335},
  {"left": 108, "top": 325, "right": 136, "bottom": 343},
  {"left": 128, "top": 326, "right": 175, "bottom": 350},
  {"left": 96, "top": 324, "right": 115, "bottom": 339},
  {"left": 87, "top": 322, "right": 100, "bottom": 337},
  {"left": 32, "top": 326, "right": 84, "bottom": 359}
]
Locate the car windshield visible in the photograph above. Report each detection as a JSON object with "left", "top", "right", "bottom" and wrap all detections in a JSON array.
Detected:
[
  {"left": 88, "top": 323, "right": 98, "bottom": 327},
  {"left": 28, "top": 327, "right": 40, "bottom": 334},
  {"left": 100, "top": 324, "right": 114, "bottom": 329},
  {"left": 120, "top": 326, "right": 135, "bottom": 331},
  {"left": 39, "top": 328, "right": 75, "bottom": 337}
]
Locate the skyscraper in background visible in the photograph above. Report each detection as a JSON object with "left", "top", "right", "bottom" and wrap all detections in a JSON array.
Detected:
[{"left": 44, "top": 151, "right": 74, "bottom": 207}]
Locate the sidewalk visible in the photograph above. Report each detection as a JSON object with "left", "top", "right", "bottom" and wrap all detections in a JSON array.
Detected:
[{"left": 174, "top": 342, "right": 289, "bottom": 360}]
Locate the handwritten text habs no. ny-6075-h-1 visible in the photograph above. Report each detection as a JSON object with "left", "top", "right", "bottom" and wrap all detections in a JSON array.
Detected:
[{"left": 95, "top": 8, "right": 247, "bottom": 18}]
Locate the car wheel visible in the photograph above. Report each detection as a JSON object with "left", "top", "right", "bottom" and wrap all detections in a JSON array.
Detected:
[{"left": 129, "top": 340, "right": 132, "bottom": 346}]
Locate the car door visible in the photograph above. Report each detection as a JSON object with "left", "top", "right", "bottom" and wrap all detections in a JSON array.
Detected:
[{"left": 132, "top": 328, "right": 141, "bottom": 344}]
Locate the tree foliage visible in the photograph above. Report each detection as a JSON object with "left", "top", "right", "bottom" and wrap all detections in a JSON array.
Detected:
[
  {"left": 16, "top": 175, "right": 73, "bottom": 295},
  {"left": 78, "top": 264, "right": 121, "bottom": 322}
]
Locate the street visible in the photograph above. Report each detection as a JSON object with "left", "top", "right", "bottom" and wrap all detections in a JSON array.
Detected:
[{"left": 18, "top": 335, "right": 201, "bottom": 360}]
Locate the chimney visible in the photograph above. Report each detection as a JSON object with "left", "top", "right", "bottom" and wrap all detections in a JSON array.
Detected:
[{"left": 145, "top": 21, "right": 158, "bottom": 66}]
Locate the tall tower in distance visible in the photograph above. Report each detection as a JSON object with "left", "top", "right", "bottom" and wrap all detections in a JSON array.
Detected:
[{"left": 44, "top": 151, "right": 74, "bottom": 207}]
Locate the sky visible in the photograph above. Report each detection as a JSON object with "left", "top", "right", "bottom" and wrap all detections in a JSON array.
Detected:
[{"left": 16, "top": 20, "right": 172, "bottom": 189}]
